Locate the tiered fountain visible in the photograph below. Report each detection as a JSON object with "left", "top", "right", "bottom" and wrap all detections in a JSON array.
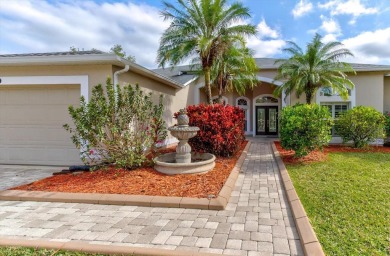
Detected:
[{"left": 154, "top": 109, "right": 216, "bottom": 175}]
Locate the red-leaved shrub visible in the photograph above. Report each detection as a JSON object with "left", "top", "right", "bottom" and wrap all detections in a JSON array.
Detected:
[{"left": 177, "top": 104, "right": 245, "bottom": 157}]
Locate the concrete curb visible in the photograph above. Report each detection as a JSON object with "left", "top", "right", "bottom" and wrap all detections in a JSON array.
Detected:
[
  {"left": 0, "top": 236, "right": 218, "bottom": 256},
  {"left": 0, "top": 142, "right": 251, "bottom": 211},
  {"left": 271, "top": 143, "right": 325, "bottom": 256}
]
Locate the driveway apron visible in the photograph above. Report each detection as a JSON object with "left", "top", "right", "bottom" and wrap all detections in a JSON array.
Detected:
[{"left": 0, "top": 141, "right": 303, "bottom": 255}]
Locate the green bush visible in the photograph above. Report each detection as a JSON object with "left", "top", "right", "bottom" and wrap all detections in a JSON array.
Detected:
[
  {"left": 64, "top": 78, "right": 167, "bottom": 169},
  {"left": 280, "top": 104, "right": 333, "bottom": 157},
  {"left": 384, "top": 111, "right": 390, "bottom": 137},
  {"left": 335, "top": 106, "right": 385, "bottom": 148}
]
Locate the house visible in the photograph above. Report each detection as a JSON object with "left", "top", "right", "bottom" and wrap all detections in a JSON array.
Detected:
[
  {"left": 1, "top": 51, "right": 389, "bottom": 165},
  {"left": 0, "top": 51, "right": 197, "bottom": 166}
]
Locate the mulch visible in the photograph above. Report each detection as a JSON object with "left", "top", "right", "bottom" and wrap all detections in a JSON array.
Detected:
[
  {"left": 12, "top": 141, "right": 247, "bottom": 198},
  {"left": 274, "top": 141, "right": 390, "bottom": 164}
]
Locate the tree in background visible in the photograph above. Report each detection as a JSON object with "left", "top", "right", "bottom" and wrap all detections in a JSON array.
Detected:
[
  {"left": 69, "top": 45, "right": 136, "bottom": 62},
  {"left": 274, "top": 33, "right": 355, "bottom": 104},
  {"left": 110, "top": 44, "right": 136, "bottom": 62},
  {"left": 211, "top": 38, "right": 258, "bottom": 103},
  {"left": 157, "top": 0, "right": 256, "bottom": 104}
]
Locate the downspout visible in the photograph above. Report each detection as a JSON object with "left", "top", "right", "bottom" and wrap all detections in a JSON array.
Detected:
[{"left": 113, "top": 64, "right": 130, "bottom": 86}]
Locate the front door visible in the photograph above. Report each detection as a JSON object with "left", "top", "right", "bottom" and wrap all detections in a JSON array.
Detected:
[{"left": 256, "top": 106, "right": 278, "bottom": 135}]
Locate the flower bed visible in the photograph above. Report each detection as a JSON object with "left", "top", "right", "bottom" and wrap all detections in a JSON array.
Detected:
[{"left": 12, "top": 142, "right": 247, "bottom": 198}]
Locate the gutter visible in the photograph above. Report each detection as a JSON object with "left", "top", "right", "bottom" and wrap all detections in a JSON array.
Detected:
[{"left": 113, "top": 64, "right": 130, "bottom": 86}]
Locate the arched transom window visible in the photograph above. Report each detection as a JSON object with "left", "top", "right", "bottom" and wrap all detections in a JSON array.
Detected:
[
  {"left": 237, "top": 98, "right": 248, "bottom": 106},
  {"left": 255, "top": 96, "right": 278, "bottom": 104}
]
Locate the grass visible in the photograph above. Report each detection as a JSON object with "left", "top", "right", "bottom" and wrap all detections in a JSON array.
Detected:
[
  {"left": 0, "top": 247, "right": 112, "bottom": 256},
  {"left": 286, "top": 152, "right": 390, "bottom": 256}
]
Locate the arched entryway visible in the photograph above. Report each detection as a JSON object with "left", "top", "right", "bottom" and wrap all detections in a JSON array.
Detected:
[{"left": 253, "top": 94, "right": 280, "bottom": 136}]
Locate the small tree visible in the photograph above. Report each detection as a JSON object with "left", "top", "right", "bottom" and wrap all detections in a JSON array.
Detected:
[
  {"left": 64, "top": 78, "right": 167, "bottom": 169},
  {"left": 335, "top": 106, "right": 385, "bottom": 148},
  {"left": 279, "top": 104, "right": 333, "bottom": 157}
]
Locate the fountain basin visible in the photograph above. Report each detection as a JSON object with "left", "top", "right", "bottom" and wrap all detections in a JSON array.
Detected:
[{"left": 154, "top": 152, "right": 216, "bottom": 175}]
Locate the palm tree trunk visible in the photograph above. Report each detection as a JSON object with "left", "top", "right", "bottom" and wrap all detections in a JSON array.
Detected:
[
  {"left": 305, "top": 86, "right": 314, "bottom": 104},
  {"left": 204, "top": 67, "right": 213, "bottom": 105}
]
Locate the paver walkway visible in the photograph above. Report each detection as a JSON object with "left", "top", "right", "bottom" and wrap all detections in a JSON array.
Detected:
[{"left": 0, "top": 142, "right": 303, "bottom": 256}]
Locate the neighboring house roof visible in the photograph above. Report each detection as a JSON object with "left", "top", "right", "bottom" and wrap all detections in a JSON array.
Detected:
[{"left": 0, "top": 50, "right": 184, "bottom": 89}]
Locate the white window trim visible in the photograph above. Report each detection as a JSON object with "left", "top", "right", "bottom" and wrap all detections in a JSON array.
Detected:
[
  {"left": 1, "top": 75, "right": 89, "bottom": 101},
  {"left": 236, "top": 96, "right": 251, "bottom": 135},
  {"left": 252, "top": 94, "right": 280, "bottom": 137},
  {"left": 316, "top": 86, "right": 355, "bottom": 108}
]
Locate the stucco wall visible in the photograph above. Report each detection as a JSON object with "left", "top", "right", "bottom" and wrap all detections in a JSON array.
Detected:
[
  {"left": 384, "top": 76, "right": 390, "bottom": 112},
  {"left": 352, "top": 73, "right": 384, "bottom": 112}
]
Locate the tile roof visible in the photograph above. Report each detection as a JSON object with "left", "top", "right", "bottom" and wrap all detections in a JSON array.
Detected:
[
  {"left": 0, "top": 50, "right": 106, "bottom": 57},
  {"left": 152, "top": 65, "right": 199, "bottom": 85}
]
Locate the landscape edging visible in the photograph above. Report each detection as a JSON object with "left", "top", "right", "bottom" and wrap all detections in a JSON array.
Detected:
[
  {"left": 271, "top": 143, "right": 325, "bottom": 256},
  {"left": 0, "top": 141, "right": 251, "bottom": 210},
  {"left": 0, "top": 236, "right": 218, "bottom": 256}
]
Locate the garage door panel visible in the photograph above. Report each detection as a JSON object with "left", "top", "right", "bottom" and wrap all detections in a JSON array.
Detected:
[
  {"left": 0, "top": 146, "right": 79, "bottom": 165},
  {"left": 0, "top": 85, "right": 82, "bottom": 165},
  {"left": 1, "top": 106, "right": 73, "bottom": 125},
  {"left": 1, "top": 126, "right": 73, "bottom": 145}
]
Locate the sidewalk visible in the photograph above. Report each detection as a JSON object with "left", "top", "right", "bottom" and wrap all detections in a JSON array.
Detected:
[{"left": 0, "top": 142, "right": 303, "bottom": 256}]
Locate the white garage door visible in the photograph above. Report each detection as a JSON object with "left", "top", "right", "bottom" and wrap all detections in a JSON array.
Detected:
[{"left": 0, "top": 84, "right": 82, "bottom": 166}]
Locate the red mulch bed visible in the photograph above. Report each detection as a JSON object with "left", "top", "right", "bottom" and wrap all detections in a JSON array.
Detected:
[
  {"left": 275, "top": 141, "right": 390, "bottom": 164},
  {"left": 12, "top": 142, "right": 247, "bottom": 198}
]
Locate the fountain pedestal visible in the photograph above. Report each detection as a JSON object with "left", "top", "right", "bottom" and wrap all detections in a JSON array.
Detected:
[{"left": 154, "top": 109, "right": 216, "bottom": 175}]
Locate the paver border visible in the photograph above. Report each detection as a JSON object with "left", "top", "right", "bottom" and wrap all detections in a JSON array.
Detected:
[
  {"left": 271, "top": 143, "right": 325, "bottom": 256},
  {"left": 0, "top": 142, "right": 251, "bottom": 210},
  {"left": 0, "top": 236, "right": 218, "bottom": 256}
]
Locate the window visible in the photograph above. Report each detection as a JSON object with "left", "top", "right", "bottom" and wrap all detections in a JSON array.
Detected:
[
  {"left": 255, "top": 96, "right": 278, "bottom": 104},
  {"left": 236, "top": 97, "right": 250, "bottom": 133},
  {"left": 320, "top": 87, "right": 351, "bottom": 97},
  {"left": 321, "top": 102, "right": 349, "bottom": 136},
  {"left": 212, "top": 96, "right": 228, "bottom": 105}
]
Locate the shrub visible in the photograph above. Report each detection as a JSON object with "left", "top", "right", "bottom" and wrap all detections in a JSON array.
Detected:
[
  {"left": 279, "top": 104, "right": 333, "bottom": 157},
  {"left": 384, "top": 112, "right": 390, "bottom": 137},
  {"left": 64, "top": 78, "right": 167, "bottom": 169},
  {"left": 181, "top": 104, "right": 245, "bottom": 157},
  {"left": 335, "top": 106, "right": 385, "bottom": 148}
]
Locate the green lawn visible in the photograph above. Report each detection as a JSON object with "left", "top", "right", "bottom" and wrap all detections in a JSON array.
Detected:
[
  {"left": 0, "top": 247, "right": 109, "bottom": 256},
  {"left": 286, "top": 152, "right": 390, "bottom": 256}
]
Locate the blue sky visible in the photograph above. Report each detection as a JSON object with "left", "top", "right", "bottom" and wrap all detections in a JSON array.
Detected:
[{"left": 0, "top": 0, "right": 389, "bottom": 68}]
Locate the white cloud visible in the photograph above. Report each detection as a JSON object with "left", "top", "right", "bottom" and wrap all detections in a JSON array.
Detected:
[
  {"left": 307, "top": 15, "right": 341, "bottom": 43},
  {"left": 256, "top": 18, "right": 279, "bottom": 39},
  {"left": 318, "top": 0, "right": 378, "bottom": 24},
  {"left": 292, "top": 0, "right": 313, "bottom": 18},
  {"left": 247, "top": 20, "right": 285, "bottom": 57},
  {"left": 341, "top": 28, "right": 390, "bottom": 64},
  {"left": 0, "top": 0, "right": 170, "bottom": 68},
  {"left": 320, "top": 16, "right": 340, "bottom": 34}
]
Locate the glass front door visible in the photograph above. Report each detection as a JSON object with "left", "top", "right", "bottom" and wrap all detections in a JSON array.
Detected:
[{"left": 256, "top": 106, "right": 278, "bottom": 135}]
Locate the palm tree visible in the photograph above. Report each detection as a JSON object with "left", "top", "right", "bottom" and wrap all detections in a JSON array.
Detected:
[
  {"left": 157, "top": 0, "right": 256, "bottom": 104},
  {"left": 274, "top": 33, "right": 355, "bottom": 104},
  {"left": 212, "top": 39, "right": 258, "bottom": 103}
]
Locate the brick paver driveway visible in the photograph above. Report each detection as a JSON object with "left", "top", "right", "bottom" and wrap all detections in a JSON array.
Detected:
[
  {"left": 0, "top": 165, "right": 63, "bottom": 191},
  {"left": 0, "top": 141, "right": 303, "bottom": 255}
]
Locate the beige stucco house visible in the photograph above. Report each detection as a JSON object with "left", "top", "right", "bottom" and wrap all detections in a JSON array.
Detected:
[{"left": 1, "top": 51, "right": 389, "bottom": 166}]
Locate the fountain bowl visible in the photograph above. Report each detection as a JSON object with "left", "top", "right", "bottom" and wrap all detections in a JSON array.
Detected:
[{"left": 154, "top": 152, "right": 216, "bottom": 175}]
